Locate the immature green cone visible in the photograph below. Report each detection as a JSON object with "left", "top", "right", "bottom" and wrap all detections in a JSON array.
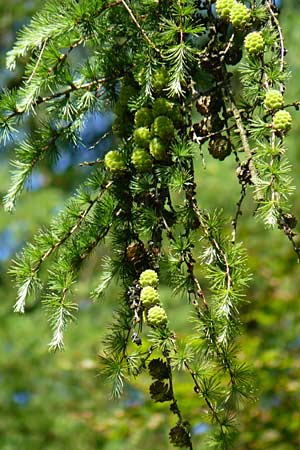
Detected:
[
  {"left": 139, "top": 269, "right": 159, "bottom": 287},
  {"left": 114, "top": 84, "right": 137, "bottom": 119},
  {"left": 230, "top": 2, "right": 251, "bottom": 29},
  {"left": 244, "top": 31, "right": 264, "bottom": 55},
  {"left": 141, "top": 286, "right": 159, "bottom": 308},
  {"left": 147, "top": 305, "right": 168, "bottom": 327},
  {"left": 153, "top": 116, "right": 175, "bottom": 142},
  {"left": 272, "top": 109, "right": 292, "bottom": 133},
  {"left": 216, "top": 0, "right": 235, "bottom": 20},
  {"left": 134, "top": 107, "right": 153, "bottom": 128},
  {"left": 135, "top": 67, "right": 145, "bottom": 86},
  {"left": 264, "top": 89, "right": 284, "bottom": 111},
  {"left": 149, "top": 137, "right": 167, "bottom": 160},
  {"left": 133, "top": 127, "right": 152, "bottom": 148},
  {"left": 104, "top": 150, "right": 126, "bottom": 172},
  {"left": 152, "top": 97, "right": 173, "bottom": 118},
  {"left": 131, "top": 149, "right": 152, "bottom": 172},
  {"left": 169, "top": 105, "right": 183, "bottom": 127},
  {"left": 208, "top": 137, "right": 231, "bottom": 161},
  {"left": 152, "top": 67, "right": 169, "bottom": 93}
]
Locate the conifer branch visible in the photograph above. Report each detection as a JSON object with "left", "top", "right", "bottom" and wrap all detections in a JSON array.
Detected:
[
  {"left": 79, "top": 158, "right": 102, "bottom": 167},
  {"left": 120, "top": 0, "right": 163, "bottom": 58},
  {"left": 183, "top": 356, "right": 236, "bottom": 445},
  {"left": 161, "top": 213, "right": 207, "bottom": 311},
  {"left": 4, "top": 123, "right": 72, "bottom": 212},
  {"left": 188, "top": 194, "right": 233, "bottom": 295},
  {"left": 163, "top": 183, "right": 240, "bottom": 395},
  {"left": 38, "top": 76, "right": 112, "bottom": 104},
  {"left": 12, "top": 179, "right": 113, "bottom": 313},
  {"left": 4, "top": 1, "right": 299, "bottom": 447},
  {"left": 87, "top": 131, "right": 112, "bottom": 151},
  {"left": 46, "top": 37, "right": 85, "bottom": 77},
  {"left": 2, "top": 75, "right": 111, "bottom": 125},
  {"left": 178, "top": 0, "right": 184, "bottom": 45},
  {"left": 36, "top": 181, "right": 113, "bottom": 271},
  {"left": 6, "top": 0, "right": 124, "bottom": 70}
]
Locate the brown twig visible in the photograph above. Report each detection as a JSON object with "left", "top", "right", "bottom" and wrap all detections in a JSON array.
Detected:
[
  {"left": 220, "top": 32, "right": 235, "bottom": 63},
  {"left": 231, "top": 184, "right": 247, "bottom": 244}
]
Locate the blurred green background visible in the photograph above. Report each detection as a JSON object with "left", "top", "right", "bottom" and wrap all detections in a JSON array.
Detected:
[{"left": 0, "top": 1, "right": 299, "bottom": 449}]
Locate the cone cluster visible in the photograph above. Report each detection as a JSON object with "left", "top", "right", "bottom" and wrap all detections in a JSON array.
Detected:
[
  {"left": 216, "top": 0, "right": 251, "bottom": 30},
  {"left": 131, "top": 95, "right": 182, "bottom": 169},
  {"left": 263, "top": 89, "right": 292, "bottom": 134},
  {"left": 139, "top": 269, "right": 168, "bottom": 327}
]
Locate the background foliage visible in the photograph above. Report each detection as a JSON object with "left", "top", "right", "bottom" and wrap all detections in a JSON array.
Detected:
[{"left": 0, "top": 1, "right": 299, "bottom": 449}]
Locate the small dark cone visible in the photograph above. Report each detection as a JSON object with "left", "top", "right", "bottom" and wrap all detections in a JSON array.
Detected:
[
  {"left": 148, "top": 358, "right": 169, "bottom": 380},
  {"left": 279, "top": 213, "right": 298, "bottom": 230},
  {"left": 149, "top": 380, "right": 172, "bottom": 403},
  {"left": 283, "top": 213, "right": 297, "bottom": 229},
  {"left": 208, "top": 136, "right": 232, "bottom": 161},
  {"left": 196, "top": 95, "right": 223, "bottom": 116},
  {"left": 224, "top": 46, "right": 243, "bottom": 66},
  {"left": 126, "top": 241, "right": 146, "bottom": 263},
  {"left": 196, "top": 95, "right": 213, "bottom": 116},
  {"left": 169, "top": 424, "right": 192, "bottom": 448}
]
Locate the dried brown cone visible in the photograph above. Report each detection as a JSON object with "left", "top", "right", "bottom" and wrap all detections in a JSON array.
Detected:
[
  {"left": 149, "top": 380, "right": 172, "bottom": 403},
  {"left": 148, "top": 358, "right": 169, "bottom": 380},
  {"left": 196, "top": 95, "right": 223, "bottom": 116},
  {"left": 208, "top": 136, "right": 232, "bottom": 161},
  {"left": 169, "top": 424, "right": 192, "bottom": 448},
  {"left": 126, "top": 241, "right": 146, "bottom": 264}
]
